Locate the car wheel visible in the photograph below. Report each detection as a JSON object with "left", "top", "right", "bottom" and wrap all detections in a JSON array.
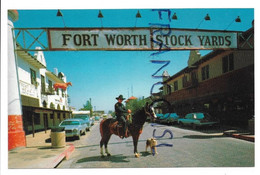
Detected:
[
  {"left": 179, "top": 122, "right": 184, "bottom": 127},
  {"left": 192, "top": 124, "right": 196, "bottom": 129},
  {"left": 76, "top": 134, "right": 81, "bottom": 140}
]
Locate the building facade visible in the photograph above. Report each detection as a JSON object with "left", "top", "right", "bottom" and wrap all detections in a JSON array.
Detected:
[
  {"left": 17, "top": 47, "right": 72, "bottom": 135},
  {"left": 162, "top": 26, "right": 254, "bottom": 127}
]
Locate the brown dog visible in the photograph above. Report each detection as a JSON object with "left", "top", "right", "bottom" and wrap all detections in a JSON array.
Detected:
[{"left": 145, "top": 138, "right": 158, "bottom": 155}]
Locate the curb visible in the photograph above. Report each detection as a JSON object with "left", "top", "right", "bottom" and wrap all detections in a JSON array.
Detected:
[
  {"left": 232, "top": 134, "right": 255, "bottom": 142},
  {"left": 45, "top": 144, "right": 75, "bottom": 168}
]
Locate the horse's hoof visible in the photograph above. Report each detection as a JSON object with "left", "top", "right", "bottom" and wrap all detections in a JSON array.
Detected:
[
  {"left": 107, "top": 153, "right": 111, "bottom": 157},
  {"left": 134, "top": 153, "right": 140, "bottom": 158}
]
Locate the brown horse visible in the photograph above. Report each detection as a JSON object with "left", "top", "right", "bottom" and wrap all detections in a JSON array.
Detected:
[{"left": 99, "top": 103, "right": 157, "bottom": 158}]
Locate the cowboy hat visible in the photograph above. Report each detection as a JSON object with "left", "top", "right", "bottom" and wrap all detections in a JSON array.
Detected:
[{"left": 116, "top": 95, "right": 125, "bottom": 100}]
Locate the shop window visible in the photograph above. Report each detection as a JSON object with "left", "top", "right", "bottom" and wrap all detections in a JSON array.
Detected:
[
  {"left": 34, "top": 113, "right": 41, "bottom": 125},
  {"left": 201, "top": 65, "right": 209, "bottom": 80},
  {"left": 222, "top": 53, "right": 234, "bottom": 73}
]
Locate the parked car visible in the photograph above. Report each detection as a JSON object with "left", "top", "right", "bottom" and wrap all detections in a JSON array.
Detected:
[
  {"left": 89, "top": 117, "right": 95, "bottom": 126},
  {"left": 95, "top": 116, "right": 100, "bottom": 121},
  {"left": 59, "top": 119, "right": 86, "bottom": 140},
  {"left": 154, "top": 113, "right": 164, "bottom": 123},
  {"left": 178, "top": 112, "right": 219, "bottom": 129},
  {"left": 73, "top": 114, "right": 91, "bottom": 131},
  {"left": 160, "top": 113, "right": 179, "bottom": 124}
]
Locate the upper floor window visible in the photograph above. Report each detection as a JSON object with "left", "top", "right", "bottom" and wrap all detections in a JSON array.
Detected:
[
  {"left": 30, "top": 68, "right": 37, "bottom": 86},
  {"left": 48, "top": 80, "right": 53, "bottom": 93},
  {"left": 167, "top": 84, "right": 171, "bottom": 95},
  {"left": 201, "top": 65, "right": 209, "bottom": 80},
  {"left": 174, "top": 80, "right": 178, "bottom": 91},
  {"left": 222, "top": 53, "right": 234, "bottom": 73},
  {"left": 182, "top": 75, "right": 188, "bottom": 87},
  {"left": 41, "top": 75, "right": 45, "bottom": 93}
]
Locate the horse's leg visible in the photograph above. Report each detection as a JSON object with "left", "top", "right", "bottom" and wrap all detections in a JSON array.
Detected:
[
  {"left": 104, "top": 134, "right": 112, "bottom": 156},
  {"left": 132, "top": 134, "right": 140, "bottom": 158},
  {"left": 100, "top": 138, "right": 105, "bottom": 158}
]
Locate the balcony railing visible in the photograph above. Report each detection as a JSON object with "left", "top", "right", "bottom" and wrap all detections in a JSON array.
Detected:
[
  {"left": 41, "top": 85, "right": 55, "bottom": 95},
  {"left": 19, "top": 80, "right": 38, "bottom": 98},
  {"left": 183, "top": 79, "right": 198, "bottom": 89}
]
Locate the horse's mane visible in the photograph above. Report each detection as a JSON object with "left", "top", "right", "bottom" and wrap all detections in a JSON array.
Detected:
[{"left": 132, "top": 107, "right": 147, "bottom": 126}]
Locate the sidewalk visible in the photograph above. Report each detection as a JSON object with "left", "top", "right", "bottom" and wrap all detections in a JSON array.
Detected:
[
  {"left": 8, "top": 130, "right": 75, "bottom": 169},
  {"left": 223, "top": 127, "right": 255, "bottom": 142}
]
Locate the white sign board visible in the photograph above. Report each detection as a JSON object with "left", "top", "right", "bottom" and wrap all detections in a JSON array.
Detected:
[
  {"left": 152, "top": 29, "right": 238, "bottom": 49},
  {"left": 48, "top": 28, "right": 237, "bottom": 51}
]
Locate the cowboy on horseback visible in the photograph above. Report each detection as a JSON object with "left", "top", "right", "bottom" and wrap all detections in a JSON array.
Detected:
[{"left": 115, "top": 95, "right": 131, "bottom": 138}]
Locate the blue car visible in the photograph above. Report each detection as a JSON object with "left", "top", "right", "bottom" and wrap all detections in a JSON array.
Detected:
[
  {"left": 161, "top": 113, "right": 179, "bottom": 124},
  {"left": 155, "top": 113, "right": 164, "bottom": 122},
  {"left": 156, "top": 113, "right": 179, "bottom": 124},
  {"left": 178, "top": 112, "right": 219, "bottom": 129}
]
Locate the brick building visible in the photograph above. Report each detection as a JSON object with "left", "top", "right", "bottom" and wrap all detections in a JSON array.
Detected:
[{"left": 162, "top": 26, "right": 254, "bottom": 127}]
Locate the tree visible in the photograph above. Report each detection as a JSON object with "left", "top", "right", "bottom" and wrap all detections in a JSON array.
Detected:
[
  {"left": 126, "top": 98, "right": 146, "bottom": 114},
  {"left": 80, "top": 99, "right": 93, "bottom": 116}
]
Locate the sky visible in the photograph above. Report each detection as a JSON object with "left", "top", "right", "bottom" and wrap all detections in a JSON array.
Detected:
[{"left": 3, "top": 1, "right": 255, "bottom": 113}]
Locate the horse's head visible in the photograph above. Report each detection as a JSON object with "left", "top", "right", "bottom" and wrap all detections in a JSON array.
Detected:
[
  {"left": 67, "top": 82, "right": 72, "bottom": 86},
  {"left": 145, "top": 102, "right": 157, "bottom": 122}
]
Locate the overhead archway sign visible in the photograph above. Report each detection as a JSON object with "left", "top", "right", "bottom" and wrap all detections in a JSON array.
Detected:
[
  {"left": 14, "top": 27, "right": 239, "bottom": 51},
  {"left": 48, "top": 28, "right": 237, "bottom": 51}
]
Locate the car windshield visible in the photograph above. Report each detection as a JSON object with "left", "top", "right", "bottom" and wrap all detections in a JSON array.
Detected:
[
  {"left": 195, "top": 113, "right": 205, "bottom": 119},
  {"left": 60, "top": 121, "right": 80, "bottom": 126},
  {"left": 169, "top": 113, "right": 178, "bottom": 117}
]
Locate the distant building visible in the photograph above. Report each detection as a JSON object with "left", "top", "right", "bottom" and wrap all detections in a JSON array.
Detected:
[
  {"left": 162, "top": 26, "right": 254, "bottom": 127},
  {"left": 125, "top": 96, "right": 137, "bottom": 103},
  {"left": 16, "top": 46, "right": 72, "bottom": 134}
]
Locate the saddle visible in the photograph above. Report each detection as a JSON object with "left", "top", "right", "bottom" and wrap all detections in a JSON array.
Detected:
[{"left": 110, "top": 114, "right": 132, "bottom": 138}]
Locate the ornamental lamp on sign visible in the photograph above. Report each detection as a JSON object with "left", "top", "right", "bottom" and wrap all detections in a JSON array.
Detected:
[
  {"left": 172, "top": 12, "right": 177, "bottom": 20},
  {"left": 136, "top": 10, "right": 141, "bottom": 18}
]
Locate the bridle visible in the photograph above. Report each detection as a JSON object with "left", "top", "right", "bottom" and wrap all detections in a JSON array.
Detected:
[{"left": 144, "top": 103, "right": 157, "bottom": 121}]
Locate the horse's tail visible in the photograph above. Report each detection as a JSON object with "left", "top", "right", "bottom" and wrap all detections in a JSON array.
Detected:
[{"left": 99, "top": 119, "right": 106, "bottom": 137}]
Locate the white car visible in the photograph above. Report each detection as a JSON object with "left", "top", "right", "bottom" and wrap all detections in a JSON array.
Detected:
[{"left": 59, "top": 119, "right": 86, "bottom": 140}]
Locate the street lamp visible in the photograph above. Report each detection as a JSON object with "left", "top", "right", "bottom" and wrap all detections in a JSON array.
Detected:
[
  {"left": 172, "top": 12, "right": 177, "bottom": 20},
  {"left": 225, "top": 16, "right": 241, "bottom": 30},
  {"left": 56, "top": 9, "right": 66, "bottom": 27},
  {"left": 196, "top": 14, "right": 211, "bottom": 29},
  {"left": 135, "top": 10, "right": 141, "bottom": 27},
  {"left": 98, "top": 10, "right": 104, "bottom": 27}
]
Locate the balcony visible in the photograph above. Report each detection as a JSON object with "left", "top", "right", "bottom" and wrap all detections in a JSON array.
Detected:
[
  {"left": 41, "top": 86, "right": 55, "bottom": 95},
  {"left": 19, "top": 80, "right": 38, "bottom": 98},
  {"left": 183, "top": 79, "right": 198, "bottom": 89}
]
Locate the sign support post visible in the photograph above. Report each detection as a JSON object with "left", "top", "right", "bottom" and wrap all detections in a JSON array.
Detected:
[{"left": 8, "top": 10, "right": 26, "bottom": 150}]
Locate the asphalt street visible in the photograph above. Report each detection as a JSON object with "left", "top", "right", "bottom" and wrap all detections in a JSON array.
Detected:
[{"left": 58, "top": 120, "right": 254, "bottom": 168}]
